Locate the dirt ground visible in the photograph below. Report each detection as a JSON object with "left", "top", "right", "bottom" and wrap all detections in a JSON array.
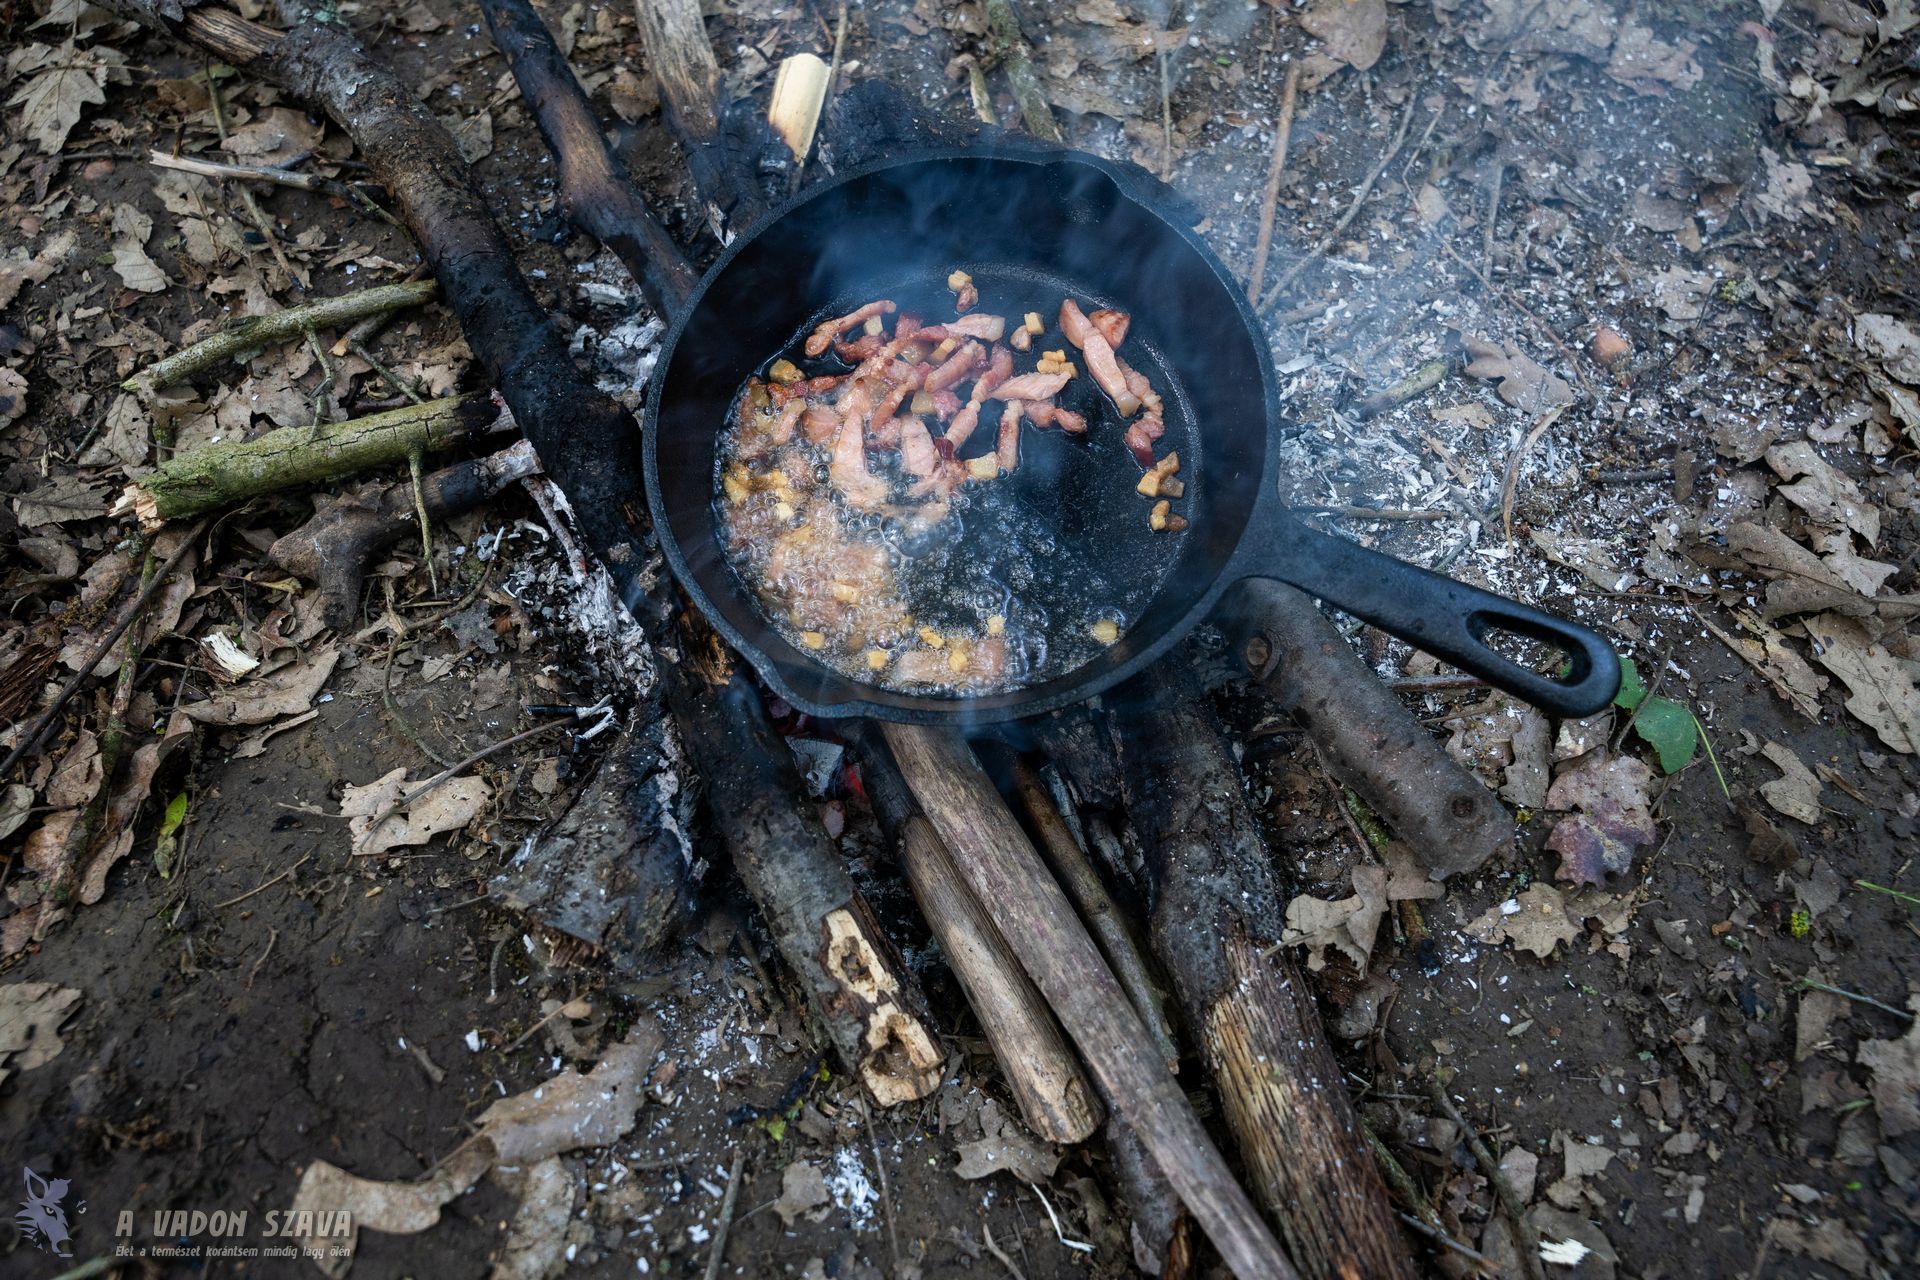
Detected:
[{"left": 2, "top": 0, "right": 1918, "bottom": 1277}]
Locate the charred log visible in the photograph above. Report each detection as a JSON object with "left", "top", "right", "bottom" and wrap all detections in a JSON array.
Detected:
[
  {"left": 1111, "top": 663, "right": 1417, "bottom": 1280},
  {"left": 477, "top": 0, "right": 696, "bottom": 315}
]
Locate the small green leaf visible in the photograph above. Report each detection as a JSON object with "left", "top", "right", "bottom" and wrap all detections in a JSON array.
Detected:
[
  {"left": 154, "top": 790, "right": 190, "bottom": 879},
  {"left": 1613, "top": 656, "right": 1646, "bottom": 711},
  {"left": 1633, "top": 696, "right": 1697, "bottom": 773}
]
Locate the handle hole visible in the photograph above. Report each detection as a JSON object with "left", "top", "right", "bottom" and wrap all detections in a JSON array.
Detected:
[{"left": 1469, "top": 614, "right": 1592, "bottom": 684}]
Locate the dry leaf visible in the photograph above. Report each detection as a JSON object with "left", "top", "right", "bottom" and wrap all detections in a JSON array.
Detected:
[
  {"left": 78, "top": 393, "right": 150, "bottom": 467},
  {"left": 1857, "top": 995, "right": 1920, "bottom": 1136},
  {"left": 773, "top": 1160, "right": 831, "bottom": 1225},
  {"left": 13, "top": 474, "right": 109, "bottom": 527},
  {"left": 0, "top": 368, "right": 26, "bottom": 428},
  {"left": 1283, "top": 864, "right": 1389, "bottom": 972},
  {"left": 1499, "top": 705, "right": 1553, "bottom": 807},
  {"left": 494, "top": 1158, "right": 575, "bottom": 1280},
  {"left": 1300, "top": 0, "right": 1388, "bottom": 71},
  {"left": 1696, "top": 612, "right": 1827, "bottom": 720},
  {"left": 289, "top": 1027, "right": 661, "bottom": 1268},
  {"left": 0, "top": 785, "right": 34, "bottom": 842},
  {"left": 219, "top": 106, "right": 323, "bottom": 164},
  {"left": 1804, "top": 614, "right": 1920, "bottom": 754},
  {"left": 341, "top": 767, "right": 490, "bottom": 857},
  {"left": 181, "top": 647, "right": 339, "bottom": 726},
  {"left": 1462, "top": 334, "right": 1574, "bottom": 413},
  {"left": 954, "top": 1129, "right": 1060, "bottom": 1183},
  {"left": 1605, "top": 22, "right": 1702, "bottom": 91},
  {"left": 107, "top": 202, "right": 169, "bottom": 294},
  {"left": 1544, "top": 750, "right": 1657, "bottom": 886},
  {"left": 1529, "top": 529, "right": 1636, "bottom": 592},
  {"left": 1765, "top": 442, "right": 1879, "bottom": 544},
  {"left": 0, "top": 983, "right": 82, "bottom": 1085},
  {"left": 1465, "top": 884, "right": 1582, "bottom": 958},
  {"left": 0, "top": 229, "right": 76, "bottom": 312},
  {"left": 1856, "top": 312, "right": 1920, "bottom": 384},
  {"left": 1759, "top": 742, "right": 1822, "bottom": 823},
  {"left": 5, "top": 40, "right": 119, "bottom": 153},
  {"left": 1648, "top": 265, "right": 1712, "bottom": 320}
]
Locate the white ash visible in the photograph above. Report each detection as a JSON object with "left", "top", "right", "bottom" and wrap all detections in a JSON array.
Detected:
[
  {"left": 825, "top": 1145, "right": 879, "bottom": 1231},
  {"left": 503, "top": 548, "right": 658, "bottom": 698}
]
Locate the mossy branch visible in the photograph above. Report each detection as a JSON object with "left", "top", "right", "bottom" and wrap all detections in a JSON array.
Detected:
[
  {"left": 125, "top": 279, "right": 438, "bottom": 394},
  {"left": 119, "top": 393, "right": 501, "bottom": 527}
]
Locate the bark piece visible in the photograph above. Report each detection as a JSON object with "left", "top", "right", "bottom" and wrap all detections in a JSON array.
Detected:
[
  {"left": 491, "top": 717, "right": 697, "bottom": 970},
  {"left": 1218, "top": 578, "right": 1514, "bottom": 878}
]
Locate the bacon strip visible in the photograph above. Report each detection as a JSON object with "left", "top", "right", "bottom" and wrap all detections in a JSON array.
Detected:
[
  {"left": 828, "top": 385, "right": 889, "bottom": 510},
  {"left": 1120, "top": 365, "right": 1165, "bottom": 466},
  {"left": 899, "top": 416, "right": 940, "bottom": 479},
  {"left": 805, "top": 300, "right": 896, "bottom": 358},
  {"left": 1089, "top": 308, "right": 1130, "bottom": 348},
  {"left": 916, "top": 314, "right": 1007, "bottom": 343},
  {"left": 996, "top": 401, "right": 1022, "bottom": 474},
  {"left": 1025, "top": 401, "right": 1087, "bottom": 434},
  {"left": 944, "top": 345, "right": 1014, "bottom": 449},
  {"left": 1059, "top": 299, "right": 1140, "bottom": 416},
  {"left": 770, "top": 397, "right": 805, "bottom": 445},
  {"left": 991, "top": 371, "right": 1071, "bottom": 401},
  {"left": 924, "top": 340, "right": 985, "bottom": 394},
  {"left": 800, "top": 405, "right": 839, "bottom": 444}
]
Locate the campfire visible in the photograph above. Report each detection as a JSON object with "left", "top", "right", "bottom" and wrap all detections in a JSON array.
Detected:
[{"left": 4, "top": 0, "right": 1916, "bottom": 1278}]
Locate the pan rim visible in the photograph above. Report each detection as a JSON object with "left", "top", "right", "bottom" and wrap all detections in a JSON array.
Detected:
[{"left": 641, "top": 145, "right": 1283, "bottom": 725}]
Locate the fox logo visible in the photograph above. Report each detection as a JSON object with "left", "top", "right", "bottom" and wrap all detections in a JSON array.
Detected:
[{"left": 16, "top": 1167, "right": 80, "bottom": 1257}]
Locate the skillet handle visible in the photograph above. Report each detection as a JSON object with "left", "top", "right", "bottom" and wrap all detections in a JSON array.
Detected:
[{"left": 1237, "top": 518, "right": 1620, "bottom": 718}]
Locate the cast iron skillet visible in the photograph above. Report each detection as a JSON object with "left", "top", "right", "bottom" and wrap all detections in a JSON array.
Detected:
[{"left": 643, "top": 149, "right": 1620, "bottom": 725}]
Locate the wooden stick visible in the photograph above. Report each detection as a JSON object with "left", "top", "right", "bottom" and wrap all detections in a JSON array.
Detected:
[
  {"left": 632, "top": 0, "right": 768, "bottom": 233},
  {"left": 1216, "top": 579, "right": 1514, "bottom": 880},
  {"left": 478, "top": 0, "right": 697, "bottom": 315},
  {"left": 1008, "top": 756, "right": 1180, "bottom": 1073},
  {"left": 1110, "top": 668, "right": 1417, "bottom": 1280},
  {"left": 668, "top": 664, "right": 942, "bottom": 1106},
  {"left": 121, "top": 393, "right": 500, "bottom": 527},
  {"left": 881, "top": 723, "right": 1298, "bottom": 1280},
  {"left": 860, "top": 733, "right": 1101, "bottom": 1143},
  {"left": 1247, "top": 62, "right": 1300, "bottom": 304},
  {"left": 983, "top": 0, "right": 1063, "bottom": 143},
  {"left": 125, "top": 278, "right": 437, "bottom": 394}
]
